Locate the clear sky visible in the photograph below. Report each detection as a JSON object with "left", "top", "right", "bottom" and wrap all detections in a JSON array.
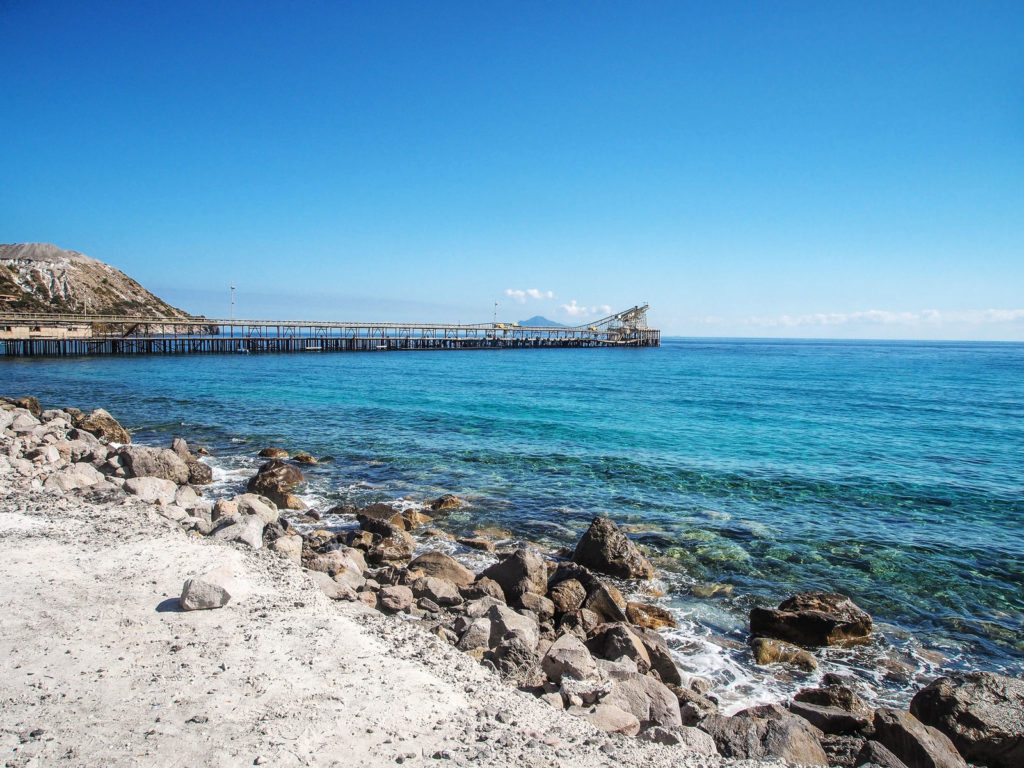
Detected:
[{"left": 2, "top": 1, "right": 1022, "bottom": 339}]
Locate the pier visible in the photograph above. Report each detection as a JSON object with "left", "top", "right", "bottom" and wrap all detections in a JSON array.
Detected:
[{"left": 0, "top": 305, "right": 659, "bottom": 357}]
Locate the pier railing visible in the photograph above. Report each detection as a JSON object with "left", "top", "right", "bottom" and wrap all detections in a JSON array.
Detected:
[{"left": 0, "top": 305, "right": 660, "bottom": 356}]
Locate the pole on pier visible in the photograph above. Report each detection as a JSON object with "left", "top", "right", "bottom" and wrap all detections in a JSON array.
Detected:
[{"left": 230, "top": 284, "right": 235, "bottom": 341}]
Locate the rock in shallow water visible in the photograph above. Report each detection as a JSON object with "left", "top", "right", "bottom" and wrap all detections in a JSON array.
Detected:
[
  {"left": 750, "top": 590, "right": 872, "bottom": 647},
  {"left": 571, "top": 517, "right": 656, "bottom": 580}
]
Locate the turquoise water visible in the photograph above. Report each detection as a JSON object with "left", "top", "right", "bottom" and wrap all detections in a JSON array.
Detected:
[{"left": 3, "top": 339, "right": 1022, "bottom": 707}]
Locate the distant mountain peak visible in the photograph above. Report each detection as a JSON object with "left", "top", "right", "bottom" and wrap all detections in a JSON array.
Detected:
[{"left": 518, "top": 315, "right": 566, "bottom": 327}]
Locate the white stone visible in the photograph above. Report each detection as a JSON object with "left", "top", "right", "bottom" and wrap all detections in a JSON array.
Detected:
[
  {"left": 124, "top": 476, "right": 178, "bottom": 505},
  {"left": 269, "top": 534, "right": 302, "bottom": 563},
  {"left": 232, "top": 493, "right": 279, "bottom": 524},
  {"left": 210, "top": 514, "right": 264, "bottom": 549}
]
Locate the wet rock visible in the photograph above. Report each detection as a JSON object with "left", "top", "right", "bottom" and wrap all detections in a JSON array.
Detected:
[
  {"left": 180, "top": 565, "right": 235, "bottom": 611},
  {"left": 571, "top": 516, "right": 656, "bottom": 580},
  {"left": 258, "top": 447, "right": 288, "bottom": 458},
  {"left": 378, "top": 585, "right": 414, "bottom": 613},
  {"left": 541, "top": 632, "right": 598, "bottom": 683},
  {"left": 700, "top": 705, "right": 828, "bottom": 766},
  {"left": 120, "top": 445, "right": 190, "bottom": 484},
  {"left": 567, "top": 704, "right": 640, "bottom": 736},
  {"left": 366, "top": 528, "right": 415, "bottom": 564},
  {"left": 795, "top": 684, "right": 873, "bottom": 716},
  {"left": 458, "top": 536, "right": 495, "bottom": 552},
  {"left": 401, "top": 509, "right": 432, "bottom": 529},
  {"left": 751, "top": 636, "right": 819, "bottom": 671},
  {"left": 583, "top": 581, "right": 628, "bottom": 624},
  {"left": 292, "top": 452, "right": 317, "bottom": 464},
  {"left": 358, "top": 503, "right": 408, "bottom": 532},
  {"left": 909, "top": 671, "right": 1024, "bottom": 768},
  {"left": 407, "top": 551, "right": 475, "bottom": 587},
  {"left": 872, "top": 708, "right": 967, "bottom": 768},
  {"left": 186, "top": 460, "right": 213, "bottom": 486},
  {"left": 750, "top": 591, "right": 872, "bottom": 647},
  {"left": 124, "top": 476, "right": 178, "bottom": 505},
  {"left": 480, "top": 548, "right": 547, "bottom": 605},
  {"left": 602, "top": 668, "right": 682, "bottom": 729},
  {"left": 549, "top": 578, "right": 587, "bottom": 615},
  {"left": 76, "top": 408, "right": 130, "bottom": 444},
  {"left": 245, "top": 459, "right": 305, "bottom": 509},
  {"left": 625, "top": 601, "right": 676, "bottom": 630},
  {"left": 428, "top": 493, "right": 462, "bottom": 511},
  {"left": 789, "top": 699, "right": 871, "bottom": 734},
  {"left": 856, "top": 740, "right": 911, "bottom": 768}
]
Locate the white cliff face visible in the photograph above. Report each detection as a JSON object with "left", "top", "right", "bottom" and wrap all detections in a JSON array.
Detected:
[{"left": 0, "top": 243, "right": 191, "bottom": 317}]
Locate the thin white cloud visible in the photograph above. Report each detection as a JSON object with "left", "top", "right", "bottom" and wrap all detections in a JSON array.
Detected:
[
  {"left": 561, "top": 300, "right": 613, "bottom": 318},
  {"left": 505, "top": 288, "right": 555, "bottom": 304},
  {"left": 745, "top": 309, "right": 1024, "bottom": 328}
]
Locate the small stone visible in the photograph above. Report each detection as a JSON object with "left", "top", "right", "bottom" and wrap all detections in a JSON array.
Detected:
[{"left": 180, "top": 565, "right": 235, "bottom": 611}]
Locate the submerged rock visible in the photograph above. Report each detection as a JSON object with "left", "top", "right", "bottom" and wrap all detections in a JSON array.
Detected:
[
  {"left": 571, "top": 517, "right": 656, "bottom": 580},
  {"left": 910, "top": 671, "right": 1024, "bottom": 768},
  {"left": 750, "top": 591, "right": 872, "bottom": 647},
  {"left": 258, "top": 447, "right": 288, "bottom": 458},
  {"left": 428, "top": 493, "right": 462, "bottom": 511},
  {"left": 751, "top": 637, "right": 819, "bottom": 671}
]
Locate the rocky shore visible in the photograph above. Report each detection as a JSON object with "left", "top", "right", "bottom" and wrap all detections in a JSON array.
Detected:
[{"left": 1, "top": 394, "right": 1021, "bottom": 768}]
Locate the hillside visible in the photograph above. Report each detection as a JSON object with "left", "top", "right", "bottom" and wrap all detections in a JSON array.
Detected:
[{"left": 0, "top": 243, "right": 192, "bottom": 318}]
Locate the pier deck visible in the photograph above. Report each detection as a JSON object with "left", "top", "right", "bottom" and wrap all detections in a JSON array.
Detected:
[{"left": 0, "top": 305, "right": 659, "bottom": 357}]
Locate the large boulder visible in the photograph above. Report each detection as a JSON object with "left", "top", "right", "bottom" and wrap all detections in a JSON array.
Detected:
[
  {"left": 486, "top": 603, "right": 540, "bottom": 650},
  {"left": 549, "top": 578, "right": 587, "bottom": 615},
  {"left": 124, "top": 476, "right": 178, "bottom": 505},
  {"left": 626, "top": 602, "right": 676, "bottom": 630},
  {"left": 750, "top": 591, "right": 872, "bottom": 647},
  {"left": 872, "top": 708, "right": 968, "bottom": 768},
  {"left": 357, "top": 503, "right": 408, "bottom": 532},
  {"left": 700, "top": 705, "right": 828, "bottom": 766},
  {"left": 187, "top": 460, "right": 213, "bottom": 485},
  {"left": 14, "top": 396, "right": 41, "bottom": 418},
  {"left": 428, "top": 493, "right": 462, "bottom": 511},
  {"left": 210, "top": 515, "right": 265, "bottom": 549},
  {"left": 76, "top": 408, "right": 131, "bottom": 444},
  {"left": 856, "top": 740, "right": 911, "bottom": 768},
  {"left": 120, "top": 445, "right": 190, "bottom": 484},
  {"left": 480, "top": 548, "right": 547, "bottom": 605},
  {"left": 910, "top": 672, "right": 1024, "bottom": 768},
  {"left": 571, "top": 516, "right": 656, "bottom": 579},
  {"left": 246, "top": 459, "right": 305, "bottom": 509},
  {"left": 582, "top": 581, "right": 628, "bottom": 623},
  {"left": 541, "top": 632, "right": 598, "bottom": 683},
  {"left": 602, "top": 668, "right": 682, "bottom": 729},
  {"left": 408, "top": 552, "right": 475, "bottom": 587},
  {"left": 789, "top": 699, "right": 871, "bottom": 734},
  {"left": 589, "top": 623, "right": 651, "bottom": 673}
]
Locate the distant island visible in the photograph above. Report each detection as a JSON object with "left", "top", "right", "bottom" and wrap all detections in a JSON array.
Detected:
[{"left": 518, "top": 315, "right": 565, "bottom": 327}]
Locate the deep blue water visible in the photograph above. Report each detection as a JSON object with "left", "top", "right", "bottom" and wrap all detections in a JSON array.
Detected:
[{"left": 3, "top": 338, "right": 1022, "bottom": 707}]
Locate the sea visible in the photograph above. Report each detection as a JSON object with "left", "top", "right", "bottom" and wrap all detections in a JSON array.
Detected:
[{"left": 3, "top": 338, "right": 1022, "bottom": 712}]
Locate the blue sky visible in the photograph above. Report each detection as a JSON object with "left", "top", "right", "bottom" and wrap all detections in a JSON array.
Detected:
[{"left": 2, "top": 1, "right": 1022, "bottom": 339}]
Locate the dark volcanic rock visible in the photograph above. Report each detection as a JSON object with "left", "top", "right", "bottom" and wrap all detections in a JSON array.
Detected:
[
  {"left": 14, "top": 395, "right": 41, "bottom": 418},
  {"left": 872, "top": 708, "right": 967, "bottom": 768},
  {"left": 909, "top": 671, "right": 1024, "bottom": 768},
  {"left": 750, "top": 591, "right": 872, "bottom": 647},
  {"left": 480, "top": 548, "right": 547, "bottom": 605},
  {"left": 258, "top": 447, "right": 288, "bottom": 458},
  {"left": 357, "top": 503, "right": 407, "bottom": 533},
  {"left": 582, "top": 581, "right": 628, "bottom": 624},
  {"left": 187, "top": 460, "right": 213, "bottom": 485},
  {"left": 549, "top": 578, "right": 587, "bottom": 615},
  {"left": 795, "top": 684, "right": 872, "bottom": 716},
  {"left": 246, "top": 459, "right": 305, "bottom": 509},
  {"left": 571, "top": 517, "right": 656, "bottom": 579}
]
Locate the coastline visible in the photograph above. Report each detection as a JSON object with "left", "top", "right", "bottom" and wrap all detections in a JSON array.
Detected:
[{"left": 1, "top": 396, "right": 1019, "bottom": 768}]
